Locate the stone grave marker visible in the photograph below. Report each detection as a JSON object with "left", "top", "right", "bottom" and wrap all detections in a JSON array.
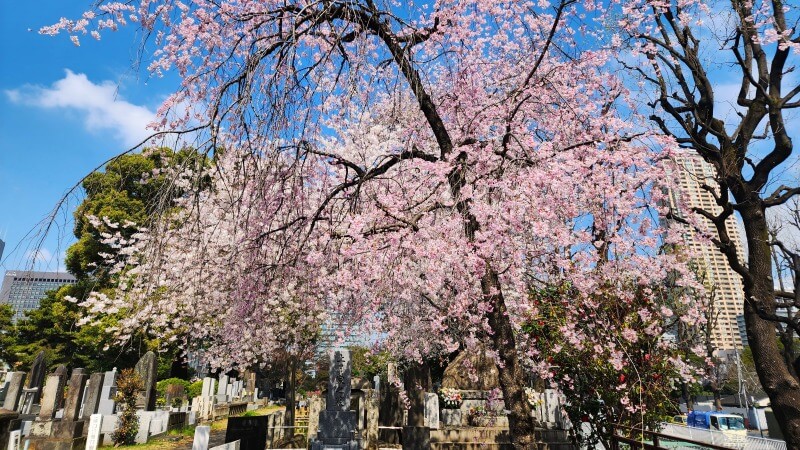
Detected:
[
  {"left": 165, "top": 383, "right": 185, "bottom": 408},
  {"left": 192, "top": 425, "right": 210, "bottom": 450},
  {"left": 544, "top": 389, "right": 558, "bottom": 424},
  {"left": 1, "top": 373, "right": 25, "bottom": 411},
  {"left": 0, "top": 374, "right": 8, "bottom": 405},
  {"left": 38, "top": 371, "right": 67, "bottom": 420},
  {"left": 97, "top": 369, "right": 117, "bottom": 415},
  {"left": 26, "top": 351, "right": 46, "bottom": 404},
  {"left": 85, "top": 414, "right": 103, "bottom": 450},
  {"left": 81, "top": 372, "right": 104, "bottom": 419},
  {"left": 63, "top": 371, "right": 88, "bottom": 421},
  {"left": 201, "top": 377, "right": 214, "bottom": 398},
  {"left": 216, "top": 375, "right": 229, "bottom": 403},
  {"left": 135, "top": 412, "right": 152, "bottom": 444},
  {"left": 423, "top": 393, "right": 439, "bottom": 430},
  {"left": 310, "top": 348, "right": 360, "bottom": 450},
  {"left": 6, "top": 429, "right": 20, "bottom": 450},
  {"left": 134, "top": 351, "right": 157, "bottom": 411},
  {"left": 224, "top": 416, "right": 267, "bottom": 450}
]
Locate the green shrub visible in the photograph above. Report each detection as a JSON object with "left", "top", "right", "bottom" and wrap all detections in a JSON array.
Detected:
[
  {"left": 112, "top": 369, "right": 144, "bottom": 446},
  {"left": 187, "top": 380, "right": 204, "bottom": 399}
]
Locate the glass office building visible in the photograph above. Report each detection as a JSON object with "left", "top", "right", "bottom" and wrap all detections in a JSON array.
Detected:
[{"left": 0, "top": 270, "right": 77, "bottom": 322}]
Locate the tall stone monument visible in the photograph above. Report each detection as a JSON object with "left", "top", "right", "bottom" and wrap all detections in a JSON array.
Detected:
[
  {"left": 26, "top": 351, "right": 46, "bottom": 404},
  {"left": 310, "top": 348, "right": 361, "bottom": 450},
  {"left": 134, "top": 352, "right": 157, "bottom": 411}
]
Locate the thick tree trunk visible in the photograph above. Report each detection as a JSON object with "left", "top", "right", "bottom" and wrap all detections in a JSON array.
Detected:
[
  {"left": 712, "top": 387, "right": 722, "bottom": 412},
  {"left": 482, "top": 269, "right": 537, "bottom": 450},
  {"left": 284, "top": 357, "right": 296, "bottom": 438},
  {"left": 681, "top": 383, "right": 694, "bottom": 412},
  {"left": 740, "top": 208, "right": 800, "bottom": 445}
]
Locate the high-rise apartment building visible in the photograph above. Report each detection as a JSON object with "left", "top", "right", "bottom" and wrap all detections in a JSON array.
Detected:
[
  {"left": 0, "top": 270, "right": 76, "bottom": 322},
  {"left": 668, "top": 151, "right": 747, "bottom": 351}
]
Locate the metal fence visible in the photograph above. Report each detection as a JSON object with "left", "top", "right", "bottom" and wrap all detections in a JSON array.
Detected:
[{"left": 659, "top": 423, "right": 786, "bottom": 450}]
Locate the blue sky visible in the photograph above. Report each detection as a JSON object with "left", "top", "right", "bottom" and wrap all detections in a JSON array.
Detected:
[
  {"left": 1, "top": 1, "right": 798, "bottom": 273},
  {"left": 0, "top": 0, "right": 178, "bottom": 272}
]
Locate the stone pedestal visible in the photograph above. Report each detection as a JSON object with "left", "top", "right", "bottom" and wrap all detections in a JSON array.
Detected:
[
  {"left": 440, "top": 409, "right": 462, "bottom": 427},
  {"left": 27, "top": 420, "right": 87, "bottom": 450},
  {"left": 402, "top": 426, "right": 431, "bottom": 450}
]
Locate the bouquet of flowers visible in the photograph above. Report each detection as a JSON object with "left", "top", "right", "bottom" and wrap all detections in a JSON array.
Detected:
[{"left": 438, "top": 387, "right": 463, "bottom": 409}]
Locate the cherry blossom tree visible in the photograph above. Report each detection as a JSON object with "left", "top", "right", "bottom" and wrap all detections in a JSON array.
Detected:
[
  {"left": 47, "top": 1, "right": 706, "bottom": 446},
  {"left": 610, "top": 0, "right": 800, "bottom": 443}
]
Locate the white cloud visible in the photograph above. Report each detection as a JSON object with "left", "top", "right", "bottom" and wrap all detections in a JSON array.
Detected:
[
  {"left": 5, "top": 70, "right": 156, "bottom": 147},
  {"left": 22, "top": 248, "right": 66, "bottom": 271}
]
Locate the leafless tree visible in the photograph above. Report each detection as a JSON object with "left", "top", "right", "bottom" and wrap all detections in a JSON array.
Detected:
[{"left": 626, "top": 0, "right": 800, "bottom": 443}]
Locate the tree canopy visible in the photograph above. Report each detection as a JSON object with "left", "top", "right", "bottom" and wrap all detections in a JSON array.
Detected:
[
  {"left": 2, "top": 148, "right": 202, "bottom": 375},
  {"left": 43, "top": 0, "right": 800, "bottom": 445}
]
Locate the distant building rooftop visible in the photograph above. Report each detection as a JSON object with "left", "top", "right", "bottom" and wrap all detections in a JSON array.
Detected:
[{"left": 0, "top": 270, "right": 77, "bottom": 322}]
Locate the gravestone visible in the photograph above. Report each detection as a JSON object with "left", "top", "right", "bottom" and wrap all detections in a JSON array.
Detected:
[
  {"left": 51, "top": 365, "right": 68, "bottom": 411},
  {"left": 81, "top": 373, "right": 104, "bottom": 419},
  {"left": 134, "top": 352, "right": 157, "bottom": 411},
  {"left": 85, "top": 414, "right": 102, "bottom": 450},
  {"left": 97, "top": 369, "right": 117, "bottom": 415},
  {"left": 310, "top": 348, "right": 360, "bottom": 450},
  {"left": 365, "top": 397, "right": 379, "bottom": 448},
  {"left": 201, "top": 377, "right": 214, "bottom": 397},
  {"left": 224, "top": 416, "right": 267, "bottom": 450},
  {"left": 62, "top": 371, "right": 88, "bottom": 421},
  {"left": 423, "top": 393, "right": 439, "bottom": 429},
  {"left": 6, "top": 429, "right": 20, "bottom": 450},
  {"left": 165, "top": 383, "right": 185, "bottom": 408},
  {"left": 1, "top": 373, "right": 25, "bottom": 411},
  {"left": 0, "top": 374, "right": 8, "bottom": 405},
  {"left": 135, "top": 412, "right": 152, "bottom": 444},
  {"left": 217, "top": 375, "right": 229, "bottom": 403},
  {"left": 244, "top": 371, "right": 256, "bottom": 394},
  {"left": 192, "top": 425, "right": 210, "bottom": 450},
  {"left": 38, "top": 372, "right": 67, "bottom": 420},
  {"left": 26, "top": 351, "right": 46, "bottom": 404}
]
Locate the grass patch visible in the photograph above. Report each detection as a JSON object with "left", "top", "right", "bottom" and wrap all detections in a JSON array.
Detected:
[{"left": 99, "top": 405, "right": 284, "bottom": 449}]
